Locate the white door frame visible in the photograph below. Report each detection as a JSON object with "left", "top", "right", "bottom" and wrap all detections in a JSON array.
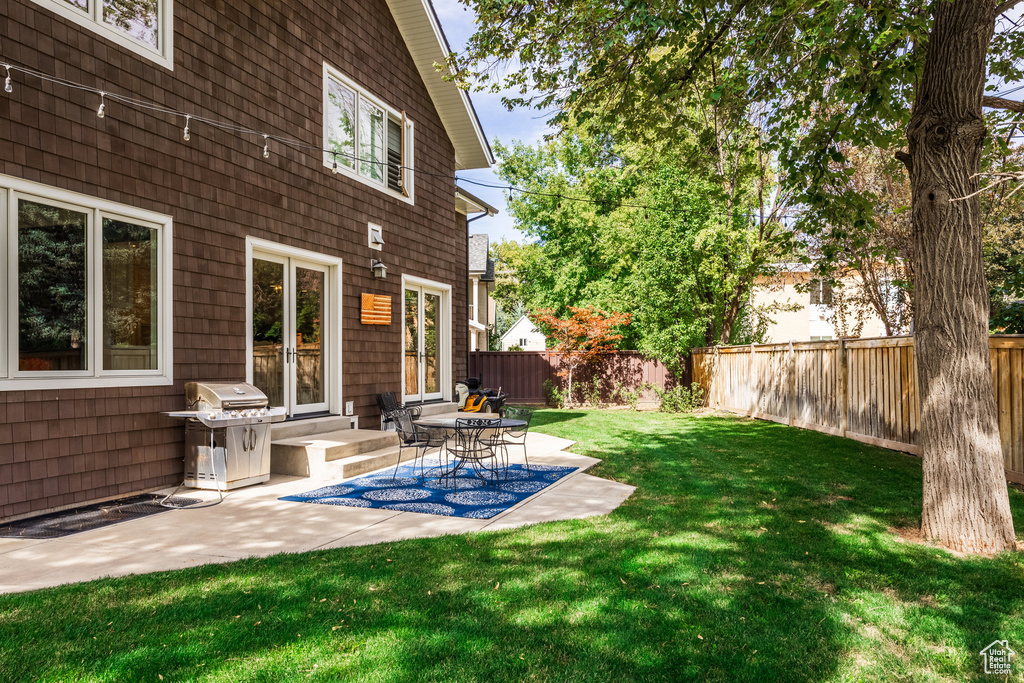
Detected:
[
  {"left": 401, "top": 274, "right": 451, "bottom": 403},
  {"left": 246, "top": 237, "right": 343, "bottom": 417}
]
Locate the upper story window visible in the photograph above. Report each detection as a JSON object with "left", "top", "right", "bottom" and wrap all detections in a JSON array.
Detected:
[
  {"left": 323, "top": 63, "right": 414, "bottom": 203},
  {"left": 0, "top": 174, "right": 173, "bottom": 390},
  {"left": 809, "top": 278, "right": 834, "bottom": 306},
  {"left": 31, "top": 0, "right": 174, "bottom": 69}
]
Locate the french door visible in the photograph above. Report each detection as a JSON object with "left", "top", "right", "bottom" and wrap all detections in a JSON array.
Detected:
[
  {"left": 404, "top": 284, "right": 445, "bottom": 403},
  {"left": 251, "top": 253, "right": 329, "bottom": 416}
]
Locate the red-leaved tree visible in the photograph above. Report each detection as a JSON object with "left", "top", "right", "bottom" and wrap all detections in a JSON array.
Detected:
[{"left": 531, "top": 306, "right": 631, "bottom": 407}]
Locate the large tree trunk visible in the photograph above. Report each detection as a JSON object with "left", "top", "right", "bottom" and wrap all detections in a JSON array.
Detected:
[{"left": 905, "top": 1, "right": 1016, "bottom": 553}]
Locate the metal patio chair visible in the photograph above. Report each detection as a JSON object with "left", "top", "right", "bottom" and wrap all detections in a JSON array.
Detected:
[
  {"left": 482, "top": 406, "right": 534, "bottom": 475},
  {"left": 443, "top": 417, "right": 503, "bottom": 491},
  {"left": 391, "top": 408, "right": 446, "bottom": 483},
  {"left": 376, "top": 392, "right": 422, "bottom": 431}
]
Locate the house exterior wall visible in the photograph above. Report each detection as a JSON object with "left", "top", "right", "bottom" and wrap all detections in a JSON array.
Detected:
[
  {"left": 752, "top": 272, "right": 887, "bottom": 343},
  {"left": 0, "top": 0, "right": 468, "bottom": 519},
  {"left": 500, "top": 317, "right": 546, "bottom": 351},
  {"left": 470, "top": 278, "right": 492, "bottom": 328}
]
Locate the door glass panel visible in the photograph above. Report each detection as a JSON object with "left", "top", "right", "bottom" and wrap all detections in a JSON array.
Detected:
[
  {"left": 18, "top": 200, "right": 89, "bottom": 372},
  {"left": 424, "top": 293, "right": 440, "bottom": 395},
  {"left": 252, "top": 259, "right": 285, "bottom": 407},
  {"left": 404, "top": 289, "right": 419, "bottom": 396},
  {"left": 102, "top": 218, "right": 158, "bottom": 370},
  {"left": 295, "top": 267, "right": 325, "bottom": 406}
]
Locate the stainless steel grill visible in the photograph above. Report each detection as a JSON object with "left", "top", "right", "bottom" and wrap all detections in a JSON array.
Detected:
[{"left": 167, "top": 382, "right": 286, "bottom": 490}]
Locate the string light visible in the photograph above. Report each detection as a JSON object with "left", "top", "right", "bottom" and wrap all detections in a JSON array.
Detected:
[{"left": 0, "top": 58, "right": 804, "bottom": 222}]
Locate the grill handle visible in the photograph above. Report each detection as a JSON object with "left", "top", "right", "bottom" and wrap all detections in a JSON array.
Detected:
[
  {"left": 250, "top": 427, "right": 257, "bottom": 450},
  {"left": 241, "top": 426, "right": 249, "bottom": 451}
]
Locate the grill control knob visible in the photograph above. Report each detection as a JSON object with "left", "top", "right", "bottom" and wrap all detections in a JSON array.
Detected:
[{"left": 231, "top": 410, "right": 240, "bottom": 417}]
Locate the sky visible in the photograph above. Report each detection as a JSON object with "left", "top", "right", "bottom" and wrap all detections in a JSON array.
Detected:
[{"left": 432, "top": 0, "right": 547, "bottom": 244}]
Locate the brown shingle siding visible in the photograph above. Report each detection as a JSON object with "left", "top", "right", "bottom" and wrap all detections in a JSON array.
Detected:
[{"left": 0, "top": 0, "right": 473, "bottom": 519}]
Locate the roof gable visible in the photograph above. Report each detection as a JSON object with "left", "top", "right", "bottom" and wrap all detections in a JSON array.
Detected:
[
  {"left": 500, "top": 316, "right": 543, "bottom": 342},
  {"left": 384, "top": 0, "right": 494, "bottom": 170}
]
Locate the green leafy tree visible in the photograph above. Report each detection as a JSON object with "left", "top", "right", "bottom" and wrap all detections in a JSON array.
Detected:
[
  {"left": 452, "top": 0, "right": 1024, "bottom": 553},
  {"left": 495, "top": 125, "right": 791, "bottom": 372}
]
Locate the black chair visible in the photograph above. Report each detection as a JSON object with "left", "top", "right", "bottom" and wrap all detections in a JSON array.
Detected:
[
  {"left": 376, "top": 392, "right": 422, "bottom": 430},
  {"left": 483, "top": 406, "right": 534, "bottom": 475},
  {"left": 391, "top": 408, "right": 446, "bottom": 482},
  {"left": 444, "top": 417, "right": 502, "bottom": 491}
]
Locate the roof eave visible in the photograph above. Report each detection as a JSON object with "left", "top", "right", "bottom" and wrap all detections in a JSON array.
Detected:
[{"left": 385, "top": 0, "right": 495, "bottom": 170}]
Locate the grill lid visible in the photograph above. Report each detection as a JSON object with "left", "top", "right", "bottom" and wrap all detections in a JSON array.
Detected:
[{"left": 185, "top": 382, "right": 269, "bottom": 410}]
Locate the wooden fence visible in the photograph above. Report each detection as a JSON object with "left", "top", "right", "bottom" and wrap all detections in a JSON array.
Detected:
[
  {"left": 469, "top": 351, "right": 686, "bottom": 405},
  {"left": 692, "top": 336, "right": 1024, "bottom": 484}
]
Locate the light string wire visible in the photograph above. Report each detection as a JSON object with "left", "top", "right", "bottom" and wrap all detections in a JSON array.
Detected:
[{"left": 0, "top": 58, "right": 805, "bottom": 222}]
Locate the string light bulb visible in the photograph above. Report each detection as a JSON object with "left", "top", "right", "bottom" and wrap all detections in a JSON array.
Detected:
[
  {"left": 3, "top": 65, "right": 11, "bottom": 94},
  {"left": 331, "top": 152, "right": 339, "bottom": 174},
  {"left": 97, "top": 92, "right": 106, "bottom": 119},
  {"left": 183, "top": 115, "right": 191, "bottom": 141},
  {"left": 263, "top": 134, "right": 270, "bottom": 159}
]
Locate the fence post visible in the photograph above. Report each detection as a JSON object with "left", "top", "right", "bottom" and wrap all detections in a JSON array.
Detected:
[
  {"left": 714, "top": 346, "right": 721, "bottom": 408},
  {"left": 750, "top": 342, "right": 757, "bottom": 416},
  {"left": 788, "top": 340, "right": 795, "bottom": 427},
  {"left": 838, "top": 337, "right": 848, "bottom": 438}
]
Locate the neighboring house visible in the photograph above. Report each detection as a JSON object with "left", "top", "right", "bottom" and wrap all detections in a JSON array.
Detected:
[
  {"left": 500, "top": 317, "right": 547, "bottom": 351},
  {"left": 750, "top": 265, "right": 888, "bottom": 342},
  {"left": 459, "top": 189, "right": 498, "bottom": 352},
  {"left": 0, "top": 0, "right": 493, "bottom": 519}
]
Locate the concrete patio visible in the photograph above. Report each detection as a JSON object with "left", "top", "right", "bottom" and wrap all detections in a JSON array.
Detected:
[{"left": 0, "top": 432, "right": 634, "bottom": 594}]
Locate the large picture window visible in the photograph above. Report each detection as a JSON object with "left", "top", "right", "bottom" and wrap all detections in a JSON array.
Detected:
[
  {"left": 30, "top": 0, "right": 173, "bottom": 69},
  {"left": 1, "top": 176, "right": 173, "bottom": 389},
  {"left": 323, "top": 64, "right": 414, "bottom": 202}
]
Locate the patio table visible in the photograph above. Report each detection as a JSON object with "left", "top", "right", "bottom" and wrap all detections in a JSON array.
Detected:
[
  {"left": 413, "top": 417, "right": 527, "bottom": 489},
  {"left": 413, "top": 417, "right": 526, "bottom": 431}
]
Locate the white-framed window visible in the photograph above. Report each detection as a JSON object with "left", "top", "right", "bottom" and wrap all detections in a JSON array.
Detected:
[
  {"left": 323, "top": 63, "right": 414, "bottom": 203},
  {"left": 0, "top": 174, "right": 173, "bottom": 389},
  {"left": 809, "top": 278, "right": 834, "bottom": 306},
  {"left": 30, "top": 0, "right": 174, "bottom": 70}
]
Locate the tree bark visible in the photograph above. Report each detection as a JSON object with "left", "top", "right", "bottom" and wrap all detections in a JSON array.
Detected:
[{"left": 904, "top": 1, "right": 1016, "bottom": 553}]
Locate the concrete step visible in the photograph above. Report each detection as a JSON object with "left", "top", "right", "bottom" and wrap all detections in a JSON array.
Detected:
[
  {"left": 272, "top": 415, "right": 356, "bottom": 441},
  {"left": 332, "top": 444, "right": 417, "bottom": 479},
  {"left": 271, "top": 428, "right": 398, "bottom": 477},
  {"left": 412, "top": 401, "right": 458, "bottom": 417}
]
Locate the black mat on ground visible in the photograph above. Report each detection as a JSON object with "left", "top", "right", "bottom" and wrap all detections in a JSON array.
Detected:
[{"left": 0, "top": 494, "right": 201, "bottom": 539}]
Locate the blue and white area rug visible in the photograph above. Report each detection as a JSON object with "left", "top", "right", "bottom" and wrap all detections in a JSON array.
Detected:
[{"left": 279, "top": 459, "right": 577, "bottom": 518}]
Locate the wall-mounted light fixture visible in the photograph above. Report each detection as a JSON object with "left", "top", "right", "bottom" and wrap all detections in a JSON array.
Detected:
[{"left": 370, "top": 259, "right": 387, "bottom": 280}]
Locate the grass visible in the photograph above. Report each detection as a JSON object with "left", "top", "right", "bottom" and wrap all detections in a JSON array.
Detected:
[{"left": 1, "top": 409, "right": 1023, "bottom": 682}]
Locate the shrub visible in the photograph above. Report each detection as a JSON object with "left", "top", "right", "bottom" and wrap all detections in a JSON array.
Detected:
[
  {"left": 614, "top": 381, "right": 645, "bottom": 410},
  {"left": 543, "top": 379, "right": 570, "bottom": 408},
  {"left": 585, "top": 378, "right": 603, "bottom": 407},
  {"left": 652, "top": 383, "right": 705, "bottom": 413}
]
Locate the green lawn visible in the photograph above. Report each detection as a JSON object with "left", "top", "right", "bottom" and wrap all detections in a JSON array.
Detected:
[{"left": 2, "top": 410, "right": 1023, "bottom": 682}]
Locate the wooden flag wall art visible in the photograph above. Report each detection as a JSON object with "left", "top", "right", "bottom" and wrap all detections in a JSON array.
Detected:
[{"left": 361, "top": 293, "right": 392, "bottom": 325}]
